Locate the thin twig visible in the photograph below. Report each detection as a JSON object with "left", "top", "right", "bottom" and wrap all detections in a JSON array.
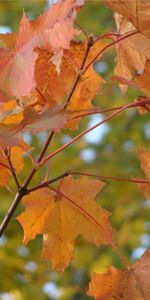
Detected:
[
  {"left": 70, "top": 103, "right": 136, "bottom": 120},
  {"left": 39, "top": 99, "right": 150, "bottom": 168},
  {"left": 84, "top": 30, "right": 138, "bottom": 73},
  {"left": 27, "top": 170, "right": 148, "bottom": 194},
  {"left": 28, "top": 171, "right": 70, "bottom": 193},
  {"left": 3, "top": 148, "right": 20, "bottom": 189},
  {"left": 64, "top": 35, "right": 94, "bottom": 109},
  {"left": 95, "top": 31, "right": 120, "bottom": 42},
  {"left": 70, "top": 171, "right": 148, "bottom": 185},
  {"left": 74, "top": 20, "right": 89, "bottom": 40}
]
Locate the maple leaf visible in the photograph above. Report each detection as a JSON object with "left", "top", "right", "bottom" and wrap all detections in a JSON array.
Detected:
[
  {"left": 17, "top": 176, "right": 114, "bottom": 271},
  {"left": 0, "top": 0, "right": 84, "bottom": 99},
  {"left": 88, "top": 249, "right": 150, "bottom": 300},
  {"left": 138, "top": 148, "right": 150, "bottom": 200},
  {"left": 104, "top": 0, "right": 150, "bottom": 38},
  {"left": 0, "top": 146, "right": 24, "bottom": 187},
  {"left": 110, "top": 13, "right": 150, "bottom": 93}
]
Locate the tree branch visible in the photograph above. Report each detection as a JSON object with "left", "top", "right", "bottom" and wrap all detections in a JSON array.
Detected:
[{"left": 0, "top": 131, "right": 54, "bottom": 237}]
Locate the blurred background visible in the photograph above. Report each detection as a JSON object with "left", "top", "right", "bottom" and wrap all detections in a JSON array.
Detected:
[{"left": 0, "top": 0, "right": 150, "bottom": 299}]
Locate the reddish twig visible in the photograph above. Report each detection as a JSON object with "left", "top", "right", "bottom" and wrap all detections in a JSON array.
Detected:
[
  {"left": 27, "top": 170, "right": 148, "bottom": 194},
  {"left": 38, "top": 99, "right": 150, "bottom": 168},
  {"left": 70, "top": 101, "right": 144, "bottom": 120},
  {"left": 70, "top": 171, "right": 148, "bottom": 185},
  {"left": 84, "top": 30, "right": 138, "bottom": 73}
]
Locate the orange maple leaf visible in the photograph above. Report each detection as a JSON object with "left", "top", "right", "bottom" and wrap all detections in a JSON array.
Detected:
[
  {"left": 88, "top": 249, "right": 150, "bottom": 300},
  {"left": 17, "top": 176, "right": 114, "bottom": 271}
]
